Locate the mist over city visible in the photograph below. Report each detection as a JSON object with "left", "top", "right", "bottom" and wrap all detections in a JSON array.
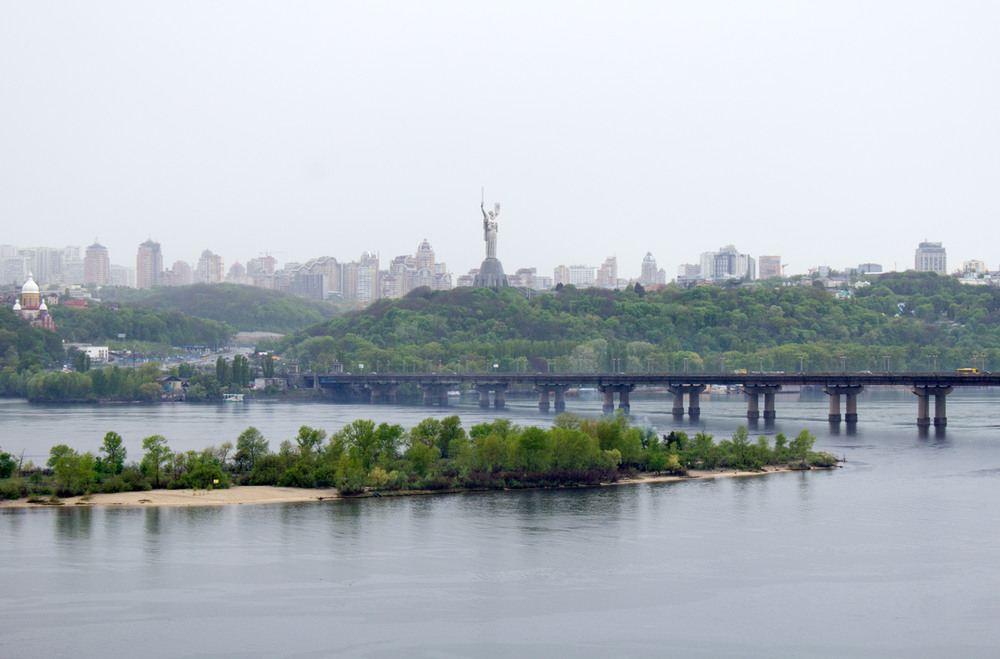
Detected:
[{"left": 3, "top": 2, "right": 998, "bottom": 282}]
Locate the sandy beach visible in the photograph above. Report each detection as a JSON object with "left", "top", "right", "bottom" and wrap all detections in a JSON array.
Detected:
[
  {"left": 0, "top": 466, "right": 809, "bottom": 509},
  {"left": 0, "top": 485, "right": 340, "bottom": 509}
]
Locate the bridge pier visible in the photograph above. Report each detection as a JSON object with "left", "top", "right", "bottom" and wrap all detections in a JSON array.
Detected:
[
  {"left": 537, "top": 388, "right": 550, "bottom": 412},
  {"left": 824, "top": 385, "right": 864, "bottom": 423},
  {"left": 743, "top": 385, "right": 781, "bottom": 420},
  {"left": 598, "top": 384, "right": 635, "bottom": 414},
  {"left": 602, "top": 389, "right": 614, "bottom": 414},
  {"left": 476, "top": 384, "right": 507, "bottom": 409},
  {"left": 368, "top": 383, "right": 398, "bottom": 405},
  {"left": 912, "top": 385, "right": 952, "bottom": 427},
  {"left": 421, "top": 384, "right": 448, "bottom": 406},
  {"left": 554, "top": 386, "right": 566, "bottom": 412},
  {"left": 668, "top": 385, "right": 706, "bottom": 418}
]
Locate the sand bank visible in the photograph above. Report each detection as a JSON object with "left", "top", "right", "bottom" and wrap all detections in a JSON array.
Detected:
[{"left": 0, "top": 465, "right": 817, "bottom": 509}]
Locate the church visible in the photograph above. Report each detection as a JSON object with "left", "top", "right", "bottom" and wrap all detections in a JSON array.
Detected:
[{"left": 12, "top": 273, "right": 56, "bottom": 330}]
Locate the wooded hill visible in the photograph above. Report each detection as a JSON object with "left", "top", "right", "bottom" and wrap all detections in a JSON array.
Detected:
[
  {"left": 277, "top": 272, "right": 1000, "bottom": 374},
  {"left": 99, "top": 283, "right": 345, "bottom": 333}
]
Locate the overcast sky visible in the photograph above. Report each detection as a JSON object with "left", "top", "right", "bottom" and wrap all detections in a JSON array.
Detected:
[{"left": 2, "top": 1, "right": 998, "bottom": 280}]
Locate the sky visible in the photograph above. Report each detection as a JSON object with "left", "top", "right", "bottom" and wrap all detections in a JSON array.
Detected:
[{"left": 2, "top": 1, "right": 998, "bottom": 281}]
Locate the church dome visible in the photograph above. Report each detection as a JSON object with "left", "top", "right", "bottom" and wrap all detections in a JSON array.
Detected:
[
  {"left": 12, "top": 300, "right": 21, "bottom": 311},
  {"left": 21, "top": 273, "right": 39, "bottom": 294},
  {"left": 39, "top": 300, "right": 48, "bottom": 311}
]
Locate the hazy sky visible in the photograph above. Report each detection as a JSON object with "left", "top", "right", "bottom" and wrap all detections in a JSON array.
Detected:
[{"left": 2, "top": 1, "right": 998, "bottom": 280}]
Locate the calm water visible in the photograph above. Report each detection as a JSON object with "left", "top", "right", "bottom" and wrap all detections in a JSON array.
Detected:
[{"left": 3, "top": 391, "right": 1000, "bottom": 657}]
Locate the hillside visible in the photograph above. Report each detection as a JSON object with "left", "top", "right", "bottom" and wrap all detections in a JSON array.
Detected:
[
  {"left": 49, "top": 303, "right": 234, "bottom": 348},
  {"left": 277, "top": 274, "right": 1000, "bottom": 374},
  {"left": 99, "top": 283, "right": 345, "bottom": 333},
  {"left": 0, "top": 309, "right": 65, "bottom": 370}
]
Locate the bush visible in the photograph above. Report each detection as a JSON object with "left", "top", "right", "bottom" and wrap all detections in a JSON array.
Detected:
[
  {"left": 178, "top": 463, "right": 232, "bottom": 489},
  {"left": 1, "top": 479, "right": 28, "bottom": 500},
  {"left": 278, "top": 463, "right": 316, "bottom": 488},
  {"left": 101, "top": 475, "right": 130, "bottom": 493},
  {"left": 806, "top": 452, "right": 838, "bottom": 468}
]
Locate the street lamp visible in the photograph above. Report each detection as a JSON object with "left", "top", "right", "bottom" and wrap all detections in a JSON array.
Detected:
[
  {"left": 882, "top": 355, "right": 890, "bottom": 373},
  {"left": 840, "top": 355, "right": 847, "bottom": 373},
  {"left": 647, "top": 356, "right": 653, "bottom": 373},
  {"left": 683, "top": 357, "right": 689, "bottom": 373},
  {"left": 720, "top": 356, "right": 727, "bottom": 373},
  {"left": 798, "top": 355, "right": 805, "bottom": 373},
  {"left": 758, "top": 355, "right": 764, "bottom": 373}
]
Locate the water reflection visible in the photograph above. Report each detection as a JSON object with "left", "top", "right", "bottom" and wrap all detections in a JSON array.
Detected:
[{"left": 55, "top": 507, "right": 93, "bottom": 541}]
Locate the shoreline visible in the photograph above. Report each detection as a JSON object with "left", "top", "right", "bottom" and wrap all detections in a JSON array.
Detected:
[{"left": 0, "top": 465, "right": 818, "bottom": 509}]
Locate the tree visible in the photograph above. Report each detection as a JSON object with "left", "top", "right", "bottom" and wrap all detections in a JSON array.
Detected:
[
  {"left": 235, "top": 426, "right": 269, "bottom": 471},
  {"left": 295, "top": 425, "right": 327, "bottom": 458},
  {"left": 789, "top": 430, "right": 815, "bottom": 462},
  {"left": 216, "top": 356, "right": 231, "bottom": 386},
  {"left": 141, "top": 435, "right": 172, "bottom": 488},
  {"left": 48, "top": 445, "right": 96, "bottom": 495},
  {"left": 262, "top": 355, "right": 275, "bottom": 378},
  {"left": 101, "top": 431, "right": 126, "bottom": 475},
  {"left": 0, "top": 448, "right": 17, "bottom": 478},
  {"left": 73, "top": 351, "right": 91, "bottom": 373},
  {"left": 231, "top": 354, "right": 250, "bottom": 387}
]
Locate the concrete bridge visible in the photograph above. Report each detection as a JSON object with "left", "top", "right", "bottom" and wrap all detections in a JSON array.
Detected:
[{"left": 302, "top": 372, "right": 1000, "bottom": 427}]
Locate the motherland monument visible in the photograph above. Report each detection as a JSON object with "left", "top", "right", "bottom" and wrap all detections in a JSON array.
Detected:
[{"left": 473, "top": 188, "right": 510, "bottom": 288}]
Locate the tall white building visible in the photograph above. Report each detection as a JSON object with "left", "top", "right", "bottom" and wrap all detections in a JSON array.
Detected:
[
  {"left": 915, "top": 241, "right": 946, "bottom": 274},
  {"left": 568, "top": 265, "right": 596, "bottom": 287},
  {"left": 699, "top": 245, "right": 756, "bottom": 281}
]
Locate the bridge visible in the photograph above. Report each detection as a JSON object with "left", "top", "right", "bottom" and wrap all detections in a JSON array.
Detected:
[{"left": 299, "top": 371, "right": 1000, "bottom": 427}]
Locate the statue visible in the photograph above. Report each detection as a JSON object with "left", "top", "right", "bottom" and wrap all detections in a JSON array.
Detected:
[
  {"left": 473, "top": 189, "right": 510, "bottom": 288},
  {"left": 481, "top": 197, "right": 500, "bottom": 260}
]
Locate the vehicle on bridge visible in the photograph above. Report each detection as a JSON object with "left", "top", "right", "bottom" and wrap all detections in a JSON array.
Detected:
[{"left": 956, "top": 368, "right": 979, "bottom": 375}]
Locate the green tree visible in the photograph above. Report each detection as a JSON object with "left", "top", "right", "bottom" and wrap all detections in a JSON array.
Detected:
[
  {"left": 295, "top": 425, "right": 327, "bottom": 459},
  {"left": 49, "top": 445, "right": 97, "bottom": 495},
  {"left": 789, "top": 430, "right": 816, "bottom": 461},
  {"left": 141, "top": 435, "right": 172, "bottom": 488},
  {"left": 73, "top": 351, "right": 91, "bottom": 373},
  {"left": 235, "top": 426, "right": 269, "bottom": 471},
  {"left": 100, "top": 431, "right": 126, "bottom": 475},
  {"left": 216, "top": 356, "right": 231, "bottom": 386}
]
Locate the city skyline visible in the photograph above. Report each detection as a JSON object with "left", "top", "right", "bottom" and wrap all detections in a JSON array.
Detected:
[{"left": 3, "top": 3, "right": 998, "bottom": 280}]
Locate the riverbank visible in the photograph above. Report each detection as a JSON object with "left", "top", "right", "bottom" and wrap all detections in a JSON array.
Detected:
[{"left": 0, "top": 465, "right": 817, "bottom": 509}]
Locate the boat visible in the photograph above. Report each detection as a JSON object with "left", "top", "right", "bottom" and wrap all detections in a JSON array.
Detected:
[{"left": 223, "top": 393, "right": 245, "bottom": 402}]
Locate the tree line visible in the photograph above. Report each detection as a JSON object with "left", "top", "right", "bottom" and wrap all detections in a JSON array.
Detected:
[
  {"left": 0, "top": 414, "right": 835, "bottom": 500},
  {"left": 273, "top": 272, "right": 1000, "bottom": 374}
]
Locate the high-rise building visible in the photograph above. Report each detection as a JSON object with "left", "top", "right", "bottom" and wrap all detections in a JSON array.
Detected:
[
  {"left": 857, "top": 263, "right": 882, "bottom": 275},
  {"left": 84, "top": 240, "right": 110, "bottom": 286},
  {"left": 355, "top": 251, "right": 380, "bottom": 303},
  {"left": 109, "top": 264, "right": 136, "bottom": 287},
  {"left": 640, "top": 253, "right": 660, "bottom": 286},
  {"left": 163, "top": 260, "right": 194, "bottom": 286},
  {"left": 553, "top": 265, "right": 570, "bottom": 286},
  {"left": 227, "top": 262, "right": 247, "bottom": 284},
  {"left": 196, "top": 249, "right": 225, "bottom": 284},
  {"left": 136, "top": 240, "right": 163, "bottom": 289},
  {"left": 699, "top": 245, "right": 756, "bottom": 281},
  {"left": 758, "top": 255, "right": 782, "bottom": 279},
  {"left": 915, "top": 241, "right": 946, "bottom": 274},
  {"left": 569, "top": 265, "right": 596, "bottom": 288},
  {"left": 596, "top": 257, "right": 618, "bottom": 288}
]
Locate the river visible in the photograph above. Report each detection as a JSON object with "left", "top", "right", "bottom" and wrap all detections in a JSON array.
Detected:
[{"left": 2, "top": 390, "right": 1000, "bottom": 657}]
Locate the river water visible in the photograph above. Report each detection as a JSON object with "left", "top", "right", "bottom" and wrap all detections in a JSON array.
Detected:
[{"left": 2, "top": 390, "right": 1000, "bottom": 657}]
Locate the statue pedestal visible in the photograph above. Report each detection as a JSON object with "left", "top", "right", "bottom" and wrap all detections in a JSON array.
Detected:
[{"left": 473, "top": 258, "right": 510, "bottom": 288}]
